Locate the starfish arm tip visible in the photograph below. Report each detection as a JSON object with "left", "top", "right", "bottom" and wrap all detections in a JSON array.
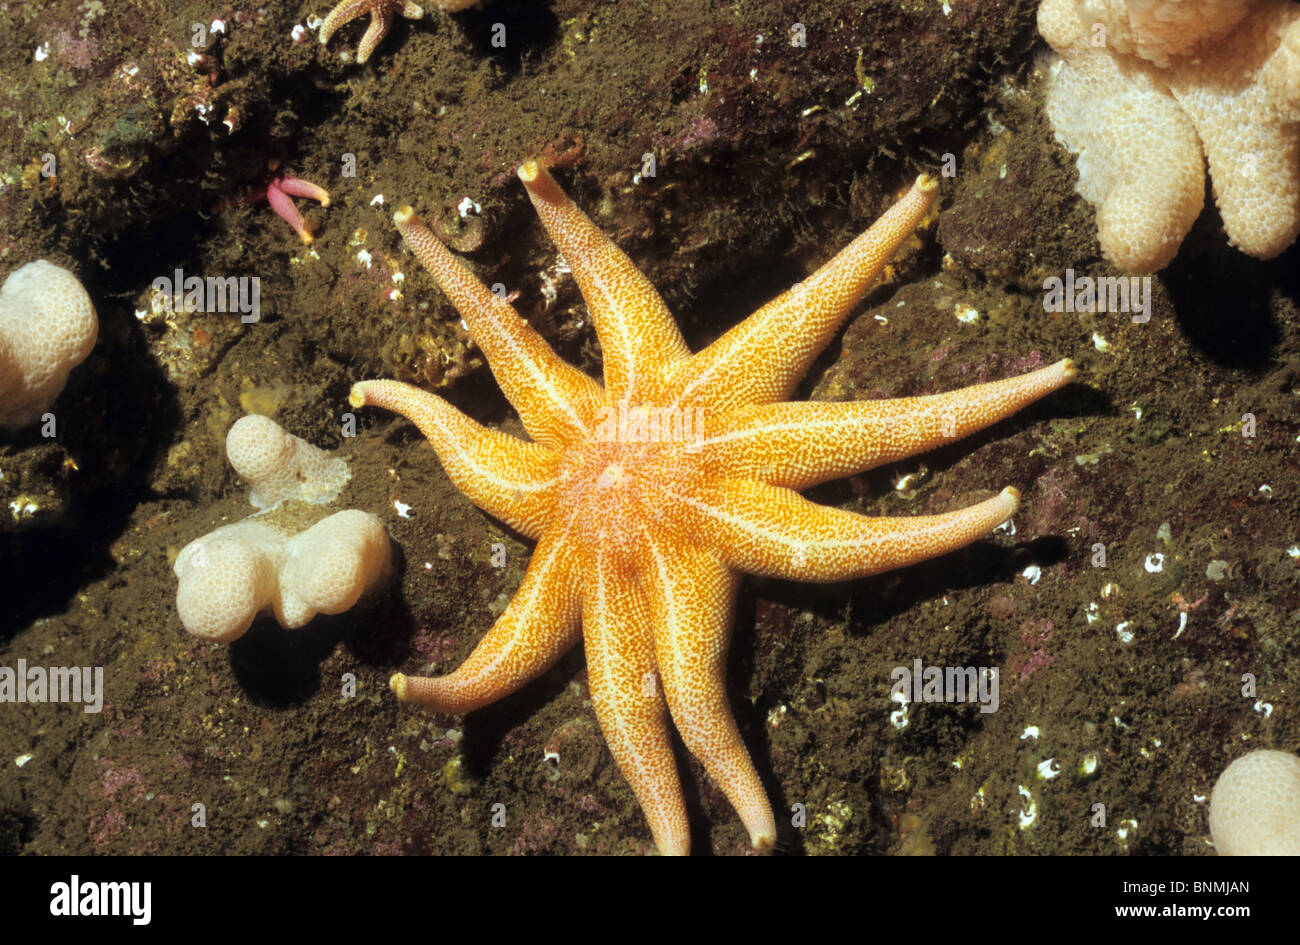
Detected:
[
  {"left": 517, "top": 158, "right": 542, "bottom": 184},
  {"left": 915, "top": 172, "right": 940, "bottom": 192},
  {"left": 393, "top": 204, "right": 416, "bottom": 226},
  {"left": 1056, "top": 356, "right": 1079, "bottom": 381},
  {"left": 390, "top": 671, "right": 452, "bottom": 708},
  {"left": 347, "top": 382, "right": 369, "bottom": 409},
  {"left": 390, "top": 672, "right": 410, "bottom": 700}
]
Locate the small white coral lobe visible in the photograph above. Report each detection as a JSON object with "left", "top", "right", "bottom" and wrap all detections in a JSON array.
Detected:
[{"left": 226, "top": 413, "right": 350, "bottom": 508}]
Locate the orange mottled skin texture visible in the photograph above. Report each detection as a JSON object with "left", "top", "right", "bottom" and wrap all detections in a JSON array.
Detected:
[{"left": 350, "top": 158, "right": 1077, "bottom": 855}]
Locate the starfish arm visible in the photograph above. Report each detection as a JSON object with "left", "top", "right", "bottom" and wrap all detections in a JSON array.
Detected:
[
  {"left": 319, "top": 0, "right": 373, "bottom": 45},
  {"left": 394, "top": 205, "right": 605, "bottom": 448},
  {"left": 356, "top": 6, "right": 394, "bottom": 63},
  {"left": 583, "top": 546, "right": 690, "bottom": 855},
  {"left": 668, "top": 477, "right": 1019, "bottom": 582},
  {"left": 517, "top": 159, "right": 690, "bottom": 402},
  {"left": 276, "top": 176, "right": 331, "bottom": 206},
  {"left": 390, "top": 523, "right": 582, "bottom": 712},
  {"left": 692, "top": 359, "right": 1077, "bottom": 490},
  {"left": 266, "top": 181, "right": 314, "bottom": 244},
  {"left": 666, "top": 175, "right": 938, "bottom": 414},
  {"left": 641, "top": 530, "right": 776, "bottom": 851},
  {"left": 350, "top": 379, "right": 562, "bottom": 539}
]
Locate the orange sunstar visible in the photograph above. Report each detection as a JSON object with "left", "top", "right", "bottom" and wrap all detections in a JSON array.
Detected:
[{"left": 350, "top": 157, "right": 1077, "bottom": 854}]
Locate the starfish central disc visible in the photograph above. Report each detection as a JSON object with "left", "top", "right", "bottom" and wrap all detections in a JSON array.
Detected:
[
  {"left": 596, "top": 462, "right": 625, "bottom": 488},
  {"left": 351, "top": 156, "right": 1077, "bottom": 855}
]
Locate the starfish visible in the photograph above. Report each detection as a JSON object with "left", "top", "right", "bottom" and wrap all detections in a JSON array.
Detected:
[
  {"left": 349, "top": 158, "right": 1077, "bottom": 855},
  {"left": 319, "top": 0, "right": 425, "bottom": 64},
  {"left": 264, "top": 170, "right": 331, "bottom": 244}
]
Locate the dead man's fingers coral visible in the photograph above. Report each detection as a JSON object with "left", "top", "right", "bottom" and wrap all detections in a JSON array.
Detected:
[
  {"left": 0, "top": 260, "right": 98, "bottom": 431},
  {"left": 1038, "top": 0, "right": 1300, "bottom": 271},
  {"left": 173, "top": 521, "right": 283, "bottom": 643},
  {"left": 175, "top": 415, "right": 390, "bottom": 640},
  {"left": 1209, "top": 749, "right": 1300, "bottom": 855},
  {"left": 174, "top": 512, "right": 391, "bottom": 641},
  {"left": 275, "top": 510, "right": 392, "bottom": 628},
  {"left": 225, "top": 414, "right": 350, "bottom": 509}
]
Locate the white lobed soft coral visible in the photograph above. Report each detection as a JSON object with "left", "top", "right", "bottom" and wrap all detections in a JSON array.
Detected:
[
  {"left": 1072, "top": 0, "right": 1255, "bottom": 65},
  {"left": 1209, "top": 749, "right": 1300, "bottom": 855},
  {"left": 1039, "top": 0, "right": 1300, "bottom": 271},
  {"left": 0, "top": 260, "right": 98, "bottom": 430},
  {"left": 225, "top": 413, "right": 350, "bottom": 508},
  {"left": 174, "top": 510, "right": 391, "bottom": 642},
  {"left": 174, "top": 416, "right": 389, "bottom": 641},
  {"left": 1042, "top": 46, "right": 1206, "bottom": 271},
  {"left": 174, "top": 519, "right": 282, "bottom": 642}
]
